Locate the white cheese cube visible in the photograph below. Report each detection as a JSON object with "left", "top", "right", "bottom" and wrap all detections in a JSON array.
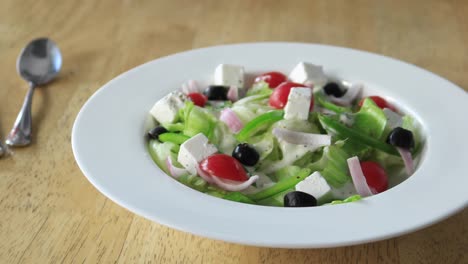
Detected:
[
  {"left": 284, "top": 88, "right": 312, "bottom": 120},
  {"left": 295, "top": 171, "right": 332, "bottom": 202},
  {"left": 214, "top": 64, "right": 245, "bottom": 88},
  {"left": 149, "top": 92, "right": 186, "bottom": 124},
  {"left": 177, "top": 133, "right": 218, "bottom": 175},
  {"left": 383, "top": 108, "right": 402, "bottom": 129},
  {"left": 289, "top": 62, "right": 327, "bottom": 87}
]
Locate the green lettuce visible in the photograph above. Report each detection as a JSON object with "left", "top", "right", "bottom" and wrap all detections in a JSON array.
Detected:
[
  {"left": 180, "top": 101, "right": 218, "bottom": 143},
  {"left": 148, "top": 140, "right": 180, "bottom": 175},
  {"left": 246, "top": 81, "right": 273, "bottom": 97}
]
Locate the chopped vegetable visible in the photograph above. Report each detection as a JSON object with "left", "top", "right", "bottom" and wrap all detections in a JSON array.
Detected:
[
  {"left": 318, "top": 114, "right": 399, "bottom": 156},
  {"left": 329, "top": 195, "right": 362, "bottom": 205},
  {"left": 159, "top": 133, "right": 190, "bottom": 145},
  {"left": 254, "top": 72, "right": 287, "bottom": 88},
  {"left": 146, "top": 63, "right": 423, "bottom": 208},
  {"left": 396, "top": 147, "right": 414, "bottom": 175},
  {"left": 272, "top": 127, "right": 331, "bottom": 146},
  {"left": 347, "top": 156, "right": 374, "bottom": 197},
  {"left": 247, "top": 168, "right": 311, "bottom": 201},
  {"left": 211, "top": 175, "right": 259, "bottom": 192},
  {"left": 219, "top": 108, "right": 244, "bottom": 133},
  {"left": 236, "top": 110, "right": 284, "bottom": 142}
]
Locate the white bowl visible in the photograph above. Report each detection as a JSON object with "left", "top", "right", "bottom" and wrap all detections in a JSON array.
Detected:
[{"left": 72, "top": 43, "right": 468, "bottom": 248}]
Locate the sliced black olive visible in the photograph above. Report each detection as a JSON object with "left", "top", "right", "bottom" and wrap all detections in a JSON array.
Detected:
[
  {"left": 232, "top": 143, "right": 260, "bottom": 166},
  {"left": 204, "top": 85, "right": 229, "bottom": 100},
  {"left": 284, "top": 191, "right": 317, "bottom": 207},
  {"left": 147, "top": 126, "right": 168, "bottom": 141},
  {"left": 323, "top": 82, "right": 345, "bottom": 97},
  {"left": 386, "top": 127, "right": 414, "bottom": 150}
]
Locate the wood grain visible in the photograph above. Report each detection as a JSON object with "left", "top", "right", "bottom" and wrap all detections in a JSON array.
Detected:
[{"left": 0, "top": 0, "right": 467, "bottom": 263}]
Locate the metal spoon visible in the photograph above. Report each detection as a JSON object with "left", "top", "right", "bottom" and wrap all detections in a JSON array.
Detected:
[{"left": 6, "top": 38, "right": 62, "bottom": 147}]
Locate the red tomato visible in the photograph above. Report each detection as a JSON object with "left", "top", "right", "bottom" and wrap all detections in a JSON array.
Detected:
[
  {"left": 269, "top": 82, "right": 313, "bottom": 110},
  {"left": 199, "top": 154, "right": 248, "bottom": 182},
  {"left": 187, "top": 93, "right": 207, "bottom": 107},
  {"left": 360, "top": 161, "right": 388, "bottom": 193},
  {"left": 254, "top": 72, "right": 287, "bottom": 88},
  {"left": 358, "top": 96, "right": 395, "bottom": 111}
]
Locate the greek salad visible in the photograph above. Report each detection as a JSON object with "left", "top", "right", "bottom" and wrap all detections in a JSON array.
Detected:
[{"left": 146, "top": 62, "right": 422, "bottom": 207}]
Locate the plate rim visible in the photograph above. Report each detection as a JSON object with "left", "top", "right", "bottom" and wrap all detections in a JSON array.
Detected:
[{"left": 72, "top": 42, "right": 468, "bottom": 248}]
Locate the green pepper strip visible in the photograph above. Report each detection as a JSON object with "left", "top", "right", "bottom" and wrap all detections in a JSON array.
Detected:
[
  {"left": 315, "top": 93, "right": 351, "bottom": 114},
  {"left": 159, "top": 133, "right": 190, "bottom": 145},
  {"left": 330, "top": 195, "right": 362, "bottom": 205},
  {"left": 223, "top": 192, "right": 256, "bottom": 204},
  {"left": 318, "top": 115, "right": 399, "bottom": 156},
  {"left": 162, "top": 122, "right": 184, "bottom": 132},
  {"left": 236, "top": 110, "right": 284, "bottom": 142},
  {"left": 247, "top": 168, "right": 311, "bottom": 201}
]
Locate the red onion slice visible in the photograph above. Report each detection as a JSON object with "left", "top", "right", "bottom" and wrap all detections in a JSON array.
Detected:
[
  {"left": 219, "top": 108, "right": 244, "bottom": 133},
  {"left": 347, "top": 156, "right": 374, "bottom": 197},
  {"left": 397, "top": 147, "right": 414, "bottom": 175},
  {"left": 304, "top": 81, "right": 314, "bottom": 88},
  {"left": 196, "top": 165, "right": 214, "bottom": 183},
  {"left": 166, "top": 157, "right": 188, "bottom": 178},
  {"left": 211, "top": 175, "right": 259, "bottom": 192},
  {"left": 328, "top": 83, "right": 362, "bottom": 106},
  {"left": 227, "top": 86, "right": 239, "bottom": 102},
  {"left": 180, "top": 80, "right": 200, "bottom": 94},
  {"left": 272, "top": 127, "right": 331, "bottom": 146}
]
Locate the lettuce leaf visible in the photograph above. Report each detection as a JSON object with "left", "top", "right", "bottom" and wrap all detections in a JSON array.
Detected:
[
  {"left": 353, "top": 98, "right": 387, "bottom": 139},
  {"left": 246, "top": 81, "right": 273, "bottom": 97},
  {"left": 148, "top": 140, "right": 180, "bottom": 174},
  {"left": 180, "top": 101, "right": 218, "bottom": 142}
]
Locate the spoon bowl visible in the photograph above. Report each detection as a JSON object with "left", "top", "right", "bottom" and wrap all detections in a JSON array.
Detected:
[
  {"left": 6, "top": 38, "right": 62, "bottom": 146},
  {"left": 17, "top": 38, "right": 62, "bottom": 85}
]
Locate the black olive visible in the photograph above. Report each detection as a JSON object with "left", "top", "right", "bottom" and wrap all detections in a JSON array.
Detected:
[
  {"left": 204, "top": 85, "right": 229, "bottom": 100},
  {"left": 147, "top": 126, "right": 168, "bottom": 141},
  {"left": 386, "top": 127, "right": 414, "bottom": 150},
  {"left": 323, "top": 82, "right": 345, "bottom": 97},
  {"left": 284, "top": 191, "right": 317, "bottom": 207},
  {"left": 232, "top": 143, "right": 260, "bottom": 166}
]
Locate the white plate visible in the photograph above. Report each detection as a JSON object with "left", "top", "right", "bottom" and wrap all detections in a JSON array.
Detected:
[{"left": 72, "top": 43, "right": 468, "bottom": 248}]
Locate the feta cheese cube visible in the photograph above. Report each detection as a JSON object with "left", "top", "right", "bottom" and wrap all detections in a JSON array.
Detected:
[
  {"left": 383, "top": 108, "right": 403, "bottom": 129},
  {"left": 295, "top": 171, "right": 332, "bottom": 202},
  {"left": 177, "top": 133, "right": 218, "bottom": 175},
  {"left": 289, "top": 62, "right": 327, "bottom": 87},
  {"left": 149, "top": 92, "right": 186, "bottom": 124},
  {"left": 214, "top": 64, "right": 245, "bottom": 88},
  {"left": 284, "top": 88, "right": 312, "bottom": 120}
]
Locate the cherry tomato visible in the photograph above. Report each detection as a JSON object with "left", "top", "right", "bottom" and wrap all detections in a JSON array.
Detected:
[
  {"left": 269, "top": 82, "right": 312, "bottom": 109},
  {"left": 187, "top": 93, "right": 207, "bottom": 107},
  {"left": 360, "top": 161, "right": 388, "bottom": 193},
  {"left": 358, "top": 96, "right": 396, "bottom": 111},
  {"left": 254, "top": 71, "right": 287, "bottom": 88},
  {"left": 199, "top": 154, "right": 248, "bottom": 182}
]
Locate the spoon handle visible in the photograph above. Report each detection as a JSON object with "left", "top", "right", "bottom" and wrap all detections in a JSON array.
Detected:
[{"left": 6, "top": 82, "right": 36, "bottom": 147}]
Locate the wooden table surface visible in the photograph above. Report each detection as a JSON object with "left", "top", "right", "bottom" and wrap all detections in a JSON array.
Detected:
[{"left": 1, "top": 0, "right": 467, "bottom": 263}]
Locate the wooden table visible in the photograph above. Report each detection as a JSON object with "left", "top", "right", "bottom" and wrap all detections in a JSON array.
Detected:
[{"left": 1, "top": 0, "right": 467, "bottom": 263}]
